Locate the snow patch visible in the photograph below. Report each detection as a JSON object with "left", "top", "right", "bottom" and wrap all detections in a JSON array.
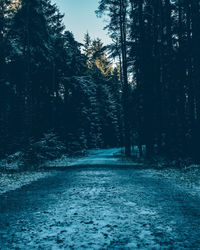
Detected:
[
  {"left": 0, "top": 171, "right": 56, "bottom": 195},
  {"left": 0, "top": 151, "right": 23, "bottom": 171}
]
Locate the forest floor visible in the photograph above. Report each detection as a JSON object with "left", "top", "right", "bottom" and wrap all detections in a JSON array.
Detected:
[{"left": 1, "top": 148, "right": 200, "bottom": 249}]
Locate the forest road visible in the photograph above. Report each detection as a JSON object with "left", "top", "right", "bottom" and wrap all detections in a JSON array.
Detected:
[{"left": 0, "top": 149, "right": 200, "bottom": 249}]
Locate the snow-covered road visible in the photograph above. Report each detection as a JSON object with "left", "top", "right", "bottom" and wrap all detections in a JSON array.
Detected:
[{"left": 0, "top": 149, "right": 200, "bottom": 249}]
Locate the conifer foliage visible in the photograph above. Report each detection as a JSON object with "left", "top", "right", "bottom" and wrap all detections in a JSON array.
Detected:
[
  {"left": 1, "top": 0, "right": 200, "bottom": 162},
  {"left": 0, "top": 0, "right": 121, "bottom": 162}
]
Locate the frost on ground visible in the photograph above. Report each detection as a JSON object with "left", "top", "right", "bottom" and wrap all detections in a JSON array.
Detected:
[
  {"left": 1, "top": 166, "right": 200, "bottom": 249},
  {"left": 0, "top": 171, "right": 56, "bottom": 195},
  {"left": 0, "top": 152, "right": 23, "bottom": 171},
  {"left": 44, "top": 148, "right": 141, "bottom": 168},
  {"left": 0, "top": 151, "right": 58, "bottom": 195},
  {"left": 2, "top": 147, "right": 199, "bottom": 197},
  {"left": 1, "top": 149, "right": 200, "bottom": 249},
  {"left": 148, "top": 159, "right": 200, "bottom": 194},
  {"left": 0, "top": 148, "right": 129, "bottom": 196}
]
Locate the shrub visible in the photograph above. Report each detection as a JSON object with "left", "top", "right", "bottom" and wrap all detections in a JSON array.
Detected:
[{"left": 22, "top": 132, "right": 66, "bottom": 169}]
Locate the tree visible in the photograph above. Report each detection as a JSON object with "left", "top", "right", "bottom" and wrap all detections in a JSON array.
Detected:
[
  {"left": 83, "top": 35, "right": 121, "bottom": 147},
  {"left": 97, "top": 0, "right": 131, "bottom": 156}
]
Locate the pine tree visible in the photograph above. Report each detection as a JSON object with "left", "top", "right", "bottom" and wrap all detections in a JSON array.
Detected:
[
  {"left": 9, "top": 0, "right": 53, "bottom": 139},
  {"left": 97, "top": 0, "right": 131, "bottom": 156}
]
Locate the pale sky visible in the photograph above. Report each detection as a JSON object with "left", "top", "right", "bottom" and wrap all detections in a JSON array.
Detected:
[{"left": 53, "top": 0, "right": 111, "bottom": 45}]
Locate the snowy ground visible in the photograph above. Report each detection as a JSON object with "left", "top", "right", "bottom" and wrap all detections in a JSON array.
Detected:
[
  {"left": 0, "top": 171, "right": 56, "bottom": 195},
  {"left": 1, "top": 149, "right": 200, "bottom": 249},
  {"left": 0, "top": 148, "right": 133, "bottom": 195},
  {"left": 44, "top": 148, "right": 140, "bottom": 168}
]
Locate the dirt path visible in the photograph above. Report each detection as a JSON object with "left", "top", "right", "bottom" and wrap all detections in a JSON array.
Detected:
[{"left": 0, "top": 150, "right": 200, "bottom": 249}]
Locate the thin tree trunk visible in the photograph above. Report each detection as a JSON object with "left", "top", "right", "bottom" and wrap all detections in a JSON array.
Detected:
[{"left": 119, "top": 0, "right": 131, "bottom": 156}]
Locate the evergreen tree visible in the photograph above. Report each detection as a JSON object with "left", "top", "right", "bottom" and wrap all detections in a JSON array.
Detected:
[{"left": 97, "top": 0, "right": 131, "bottom": 156}]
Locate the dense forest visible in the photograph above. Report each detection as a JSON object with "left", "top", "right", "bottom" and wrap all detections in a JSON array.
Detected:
[
  {"left": 0, "top": 0, "right": 200, "bottom": 166},
  {"left": 98, "top": 0, "right": 200, "bottom": 159},
  {"left": 0, "top": 0, "right": 122, "bottom": 165}
]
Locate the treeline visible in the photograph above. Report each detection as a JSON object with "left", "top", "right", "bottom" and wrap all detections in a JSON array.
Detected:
[
  {"left": 0, "top": 0, "right": 121, "bottom": 160},
  {"left": 98, "top": 0, "right": 200, "bottom": 159},
  {"left": 1, "top": 0, "right": 200, "bottom": 162}
]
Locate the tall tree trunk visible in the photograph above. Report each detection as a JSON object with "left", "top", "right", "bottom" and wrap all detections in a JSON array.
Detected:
[
  {"left": 119, "top": 0, "right": 131, "bottom": 156},
  {"left": 24, "top": 0, "right": 32, "bottom": 140},
  {"left": 191, "top": 0, "right": 200, "bottom": 158}
]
